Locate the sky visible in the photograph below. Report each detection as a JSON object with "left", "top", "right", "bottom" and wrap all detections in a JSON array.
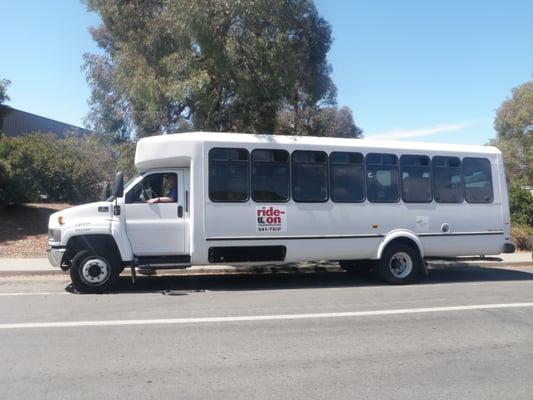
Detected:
[{"left": 1, "top": 0, "right": 532, "bottom": 145}]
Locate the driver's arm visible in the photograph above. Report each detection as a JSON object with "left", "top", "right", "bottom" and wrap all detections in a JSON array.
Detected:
[{"left": 147, "top": 196, "right": 174, "bottom": 204}]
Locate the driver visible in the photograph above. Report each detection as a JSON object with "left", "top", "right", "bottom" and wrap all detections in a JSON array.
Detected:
[{"left": 146, "top": 174, "right": 177, "bottom": 204}]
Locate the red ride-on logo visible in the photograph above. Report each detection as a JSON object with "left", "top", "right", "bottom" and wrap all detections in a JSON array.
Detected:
[{"left": 256, "top": 206, "right": 287, "bottom": 233}]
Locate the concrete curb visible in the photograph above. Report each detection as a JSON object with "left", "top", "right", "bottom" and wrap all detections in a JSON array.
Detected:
[{"left": 427, "top": 261, "right": 533, "bottom": 268}]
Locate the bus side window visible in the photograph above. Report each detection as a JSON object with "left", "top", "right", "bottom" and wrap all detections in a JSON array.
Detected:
[
  {"left": 432, "top": 156, "right": 464, "bottom": 203},
  {"left": 400, "top": 155, "right": 432, "bottom": 203},
  {"left": 292, "top": 150, "right": 328, "bottom": 202},
  {"left": 366, "top": 153, "right": 399, "bottom": 203},
  {"left": 209, "top": 148, "right": 250, "bottom": 202},
  {"left": 463, "top": 157, "right": 493, "bottom": 203},
  {"left": 251, "top": 149, "right": 290, "bottom": 202},
  {"left": 330, "top": 152, "right": 365, "bottom": 202}
]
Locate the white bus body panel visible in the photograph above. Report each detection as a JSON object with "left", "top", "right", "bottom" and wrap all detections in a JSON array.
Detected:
[{"left": 133, "top": 132, "right": 509, "bottom": 265}]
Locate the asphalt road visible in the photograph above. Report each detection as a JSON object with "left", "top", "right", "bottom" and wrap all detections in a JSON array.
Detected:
[{"left": 1, "top": 265, "right": 533, "bottom": 400}]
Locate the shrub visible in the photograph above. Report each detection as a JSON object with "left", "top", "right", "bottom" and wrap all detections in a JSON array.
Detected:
[
  {"left": 511, "top": 224, "right": 533, "bottom": 251},
  {"left": 0, "top": 138, "right": 38, "bottom": 203},
  {"left": 0, "top": 157, "right": 19, "bottom": 203},
  {"left": 0, "top": 134, "right": 117, "bottom": 204},
  {"left": 509, "top": 184, "right": 533, "bottom": 226}
]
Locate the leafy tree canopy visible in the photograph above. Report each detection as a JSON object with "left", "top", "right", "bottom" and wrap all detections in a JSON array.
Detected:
[
  {"left": 0, "top": 79, "right": 10, "bottom": 105},
  {"left": 492, "top": 80, "right": 533, "bottom": 185},
  {"left": 83, "top": 0, "right": 361, "bottom": 139},
  {"left": 495, "top": 80, "right": 533, "bottom": 141},
  {"left": 0, "top": 79, "right": 12, "bottom": 135},
  {"left": 278, "top": 105, "right": 362, "bottom": 138}
]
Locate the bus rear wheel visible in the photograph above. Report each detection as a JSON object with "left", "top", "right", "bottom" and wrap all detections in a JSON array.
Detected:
[
  {"left": 377, "top": 244, "right": 420, "bottom": 284},
  {"left": 70, "top": 249, "right": 120, "bottom": 294}
]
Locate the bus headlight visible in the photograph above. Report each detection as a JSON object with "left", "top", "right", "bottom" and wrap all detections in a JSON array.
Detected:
[{"left": 48, "top": 229, "right": 61, "bottom": 243}]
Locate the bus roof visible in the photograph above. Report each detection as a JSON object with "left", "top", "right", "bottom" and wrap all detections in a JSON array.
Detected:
[{"left": 135, "top": 131, "right": 500, "bottom": 171}]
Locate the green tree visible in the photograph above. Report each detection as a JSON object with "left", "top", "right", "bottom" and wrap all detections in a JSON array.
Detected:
[
  {"left": 83, "top": 54, "right": 131, "bottom": 142},
  {"left": 0, "top": 78, "right": 11, "bottom": 135},
  {"left": 83, "top": 0, "right": 361, "bottom": 139},
  {"left": 0, "top": 79, "right": 9, "bottom": 105},
  {"left": 0, "top": 79, "right": 11, "bottom": 195},
  {"left": 277, "top": 105, "right": 362, "bottom": 137},
  {"left": 493, "top": 80, "right": 533, "bottom": 185},
  {"left": 114, "top": 140, "right": 137, "bottom": 180}
]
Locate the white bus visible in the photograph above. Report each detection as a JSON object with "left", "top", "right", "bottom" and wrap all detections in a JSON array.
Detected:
[{"left": 47, "top": 132, "right": 515, "bottom": 292}]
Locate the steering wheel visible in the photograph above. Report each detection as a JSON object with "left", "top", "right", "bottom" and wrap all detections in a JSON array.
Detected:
[{"left": 140, "top": 187, "right": 156, "bottom": 201}]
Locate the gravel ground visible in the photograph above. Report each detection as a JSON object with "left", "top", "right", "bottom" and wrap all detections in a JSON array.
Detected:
[{"left": 0, "top": 203, "right": 70, "bottom": 257}]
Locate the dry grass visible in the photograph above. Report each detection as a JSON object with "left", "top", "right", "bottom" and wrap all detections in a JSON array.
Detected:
[{"left": 511, "top": 225, "right": 533, "bottom": 251}]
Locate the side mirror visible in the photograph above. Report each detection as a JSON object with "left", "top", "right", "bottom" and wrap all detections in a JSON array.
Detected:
[
  {"left": 101, "top": 183, "right": 110, "bottom": 201},
  {"left": 112, "top": 172, "right": 124, "bottom": 198}
]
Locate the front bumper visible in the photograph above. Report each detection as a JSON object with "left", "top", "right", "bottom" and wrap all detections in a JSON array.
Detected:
[{"left": 47, "top": 246, "right": 66, "bottom": 269}]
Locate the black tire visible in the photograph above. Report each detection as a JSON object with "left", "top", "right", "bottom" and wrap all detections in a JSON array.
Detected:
[
  {"left": 339, "top": 260, "right": 376, "bottom": 274},
  {"left": 377, "top": 244, "right": 420, "bottom": 285},
  {"left": 70, "top": 249, "right": 120, "bottom": 294}
]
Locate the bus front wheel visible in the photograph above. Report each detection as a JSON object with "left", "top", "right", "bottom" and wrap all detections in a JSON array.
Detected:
[
  {"left": 377, "top": 244, "right": 420, "bottom": 284},
  {"left": 70, "top": 249, "right": 120, "bottom": 293}
]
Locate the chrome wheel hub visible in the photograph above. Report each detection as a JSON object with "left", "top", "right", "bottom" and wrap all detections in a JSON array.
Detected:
[
  {"left": 389, "top": 252, "right": 413, "bottom": 279},
  {"left": 81, "top": 257, "right": 110, "bottom": 285}
]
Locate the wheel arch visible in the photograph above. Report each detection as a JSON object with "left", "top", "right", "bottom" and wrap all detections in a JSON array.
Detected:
[
  {"left": 377, "top": 231, "right": 424, "bottom": 261},
  {"left": 65, "top": 234, "right": 123, "bottom": 266}
]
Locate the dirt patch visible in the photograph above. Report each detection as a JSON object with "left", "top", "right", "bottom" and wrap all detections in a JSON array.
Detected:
[{"left": 0, "top": 203, "right": 71, "bottom": 257}]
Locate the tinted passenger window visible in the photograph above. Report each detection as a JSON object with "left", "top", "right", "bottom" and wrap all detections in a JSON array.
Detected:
[
  {"left": 209, "top": 148, "right": 249, "bottom": 202},
  {"left": 400, "top": 155, "right": 432, "bottom": 203},
  {"left": 463, "top": 157, "right": 493, "bottom": 203},
  {"left": 292, "top": 151, "right": 328, "bottom": 202},
  {"left": 432, "top": 156, "right": 463, "bottom": 203},
  {"left": 330, "top": 152, "right": 365, "bottom": 202},
  {"left": 366, "top": 153, "right": 399, "bottom": 203},
  {"left": 252, "top": 149, "right": 290, "bottom": 202}
]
